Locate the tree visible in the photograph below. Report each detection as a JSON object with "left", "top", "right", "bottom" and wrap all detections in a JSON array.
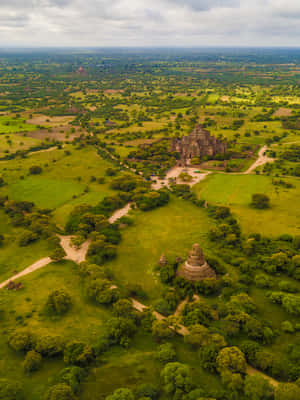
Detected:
[
  {"left": 29, "top": 165, "right": 43, "bottom": 175},
  {"left": 45, "top": 289, "right": 72, "bottom": 315},
  {"left": 251, "top": 193, "right": 270, "bottom": 209},
  {"left": 35, "top": 335, "right": 64, "bottom": 357},
  {"left": 157, "top": 343, "right": 177, "bottom": 363},
  {"left": 161, "top": 362, "right": 192, "bottom": 397},
  {"left": 9, "top": 329, "right": 34, "bottom": 352},
  {"left": 50, "top": 247, "right": 66, "bottom": 262},
  {"left": 23, "top": 350, "right": 42, "bottom": 374},
  {"left": 136, "top": 384, "right": 159, "bottom": 400},
  {"left": 184, "top": 324, "right": 209, "bottom": 347},
  {"left": 0, "top": 379, "right": 24, "bottom": 400},
  {"left": 63, "top": 341, "right": 94, "bottom": 367},
  {"left": 274, "top": 383, "right": 300, "bottom": 400},
  {"left": 55, "top": 366, "right": 86, "bottom": 394},
  {"left": 106, "top": 317, "right": 136, "bottom": 347},
  {"left": 244, "top": 374, "right": 273, "bottom": 400},
  {"left": 105, "top": 388, "right": 134, "bottom": 400},
  {"left": 216, "top": 347, "right": 247, "bottom": 375},
  {"left": 44, "top": 384, "right": 76, "bottom": 400},
  {"left": 152, "top": 319, "right": 174, "bottom": 342}
]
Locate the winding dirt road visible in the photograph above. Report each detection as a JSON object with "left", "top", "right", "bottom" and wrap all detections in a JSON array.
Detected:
[{"left": 244, "top": 145, "right": 274, "bottom": 174}]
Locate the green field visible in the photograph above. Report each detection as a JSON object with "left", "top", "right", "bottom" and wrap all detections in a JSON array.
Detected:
[
  {"left": 193, "top": 173, "right": 300, "bottom": 236},
  {"left": 107, "top": 196, "right": 214, "bottom": 301}
]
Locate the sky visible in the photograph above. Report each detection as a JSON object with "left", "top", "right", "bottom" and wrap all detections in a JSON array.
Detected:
[{"left": 0, "top": 0, "right": 300, "bottom": 47}]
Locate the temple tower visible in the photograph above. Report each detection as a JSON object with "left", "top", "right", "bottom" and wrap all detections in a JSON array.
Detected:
[{"left": 177, "top": 244, "right": 217, "bottom": 281}]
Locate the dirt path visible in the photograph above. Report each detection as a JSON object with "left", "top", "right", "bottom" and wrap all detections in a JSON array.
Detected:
[
  {"left": 58, "top": 235, "right": 90, "bottom": 264},
  {"left": 28, "top": 146, "right": 58, "bottom": 156},
  {"left": 109, "top": 203, "right": 132, "bottom": 223},
  {"left": 246, "top": 365, "right": 278, "bottom": 387},
  {"left": 244, "top": 145, "right": 274, "bottom": 174},
  {"left": 0, "top": 257, "right": 51, "bottom": 289},
  {"left": 152, "top": 167, "right": 211, "bottom": 190}
]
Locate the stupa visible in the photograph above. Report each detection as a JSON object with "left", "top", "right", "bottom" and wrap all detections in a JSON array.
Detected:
[{"left": 177, "top": 244, "right": 216, "bottom": 281}]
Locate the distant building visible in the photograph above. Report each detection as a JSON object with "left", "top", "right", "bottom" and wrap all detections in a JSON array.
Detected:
[{"left": 170, "top": 124, "right": 227, "bottom": 164}]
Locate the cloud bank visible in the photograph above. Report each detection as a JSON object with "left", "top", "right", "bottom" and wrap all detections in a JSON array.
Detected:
[{"left": 0, "top": 0, "right": 299, "bottom": 47}]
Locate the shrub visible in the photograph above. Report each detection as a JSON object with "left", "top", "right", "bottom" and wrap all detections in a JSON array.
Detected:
[
  {"left": 251, "top": 193, "right": 270, "bottom": 209},
  {"left": 55, "top": 366, "right": 86, "bottom": 394},
  {"left": 281, "top": 321, "right": 294, "bottom": 333},
  {"left": 29, "top": 165, "right": 43, "bottom": 175},
  {"left": 35, "top": 335, "right": 64, "bottom": 357},
  {"left": 0, "top": 379, "right": 24, "bottom": 400},
  {"left": 23, "top": 350, "right": 42, "bottom": 374},
  {"left": 50, "top": 247, "right": 66, "bottom": 262},
  {"left": 156, "top": 343, "right": 177, "bottom": 363},
  {"left": 63, "top": 341, "right": 94, "bottom": 367},
  {"left": 9, "top": 329, "right": 34, "bottom": 352},
  {"left": 136, "top": 384, "right": 159, "bottom": 400},
  {"left": 45, "top": 289, "right": 72, "bottom": 315},
  {"left": 19, "top": 231, "right": 38, "bottom": 246},
  {"left": 106, "top": 388, "right": 134, "bottom": 400},
  {"left": 44, "top": 384, "right": 76, "bottom": 400}
]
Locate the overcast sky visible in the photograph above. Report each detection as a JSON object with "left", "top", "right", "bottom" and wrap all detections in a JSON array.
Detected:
[{"left": 0, "top": 0, "right": 299, "bottom": 47}]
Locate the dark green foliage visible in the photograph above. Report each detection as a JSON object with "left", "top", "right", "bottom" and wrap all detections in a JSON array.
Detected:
[
  {"left": 35, "top": 335, "right": 64, "bottom": 357},
  {"left": 55, "top": 366, "right": 86, "bottom": 394},
  {"left": 9, "top": 329, "right": 34, "bottom": 353},
  {"left": 44, "top": 384, "right": 76, "bottom": 400},
  {"left": 63, "top": 341, "right": 94, "bottom": 367},
  {"left": 251, "top": 193, "right": 270, "bottom": 209},
  {"left": 29, "top": 165, "right": 43, "bottom": 175},
  {"left": 105, "top": 317, "right": 137, "bottom": 347},
  {"left": 19, "top": 231, "right": 38, "bottom": 246},
  {"left": 0, "top": 379, "right": 24, "bottom": 400},
  {"left": 23, "top": 350, "right": 42, "bottom": 374},
  {"left": 45, "top": 289, "right": 72, "bottom": 316}
]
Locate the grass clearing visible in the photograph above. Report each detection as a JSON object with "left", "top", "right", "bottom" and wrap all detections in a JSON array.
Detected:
[{"left": 193, "top": 173, "right": 300, "bottom": 236}]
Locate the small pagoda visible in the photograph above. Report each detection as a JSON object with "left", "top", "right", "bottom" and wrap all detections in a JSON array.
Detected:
[{"left": 177, "top": 244, "right": 216, "bottom": 281}]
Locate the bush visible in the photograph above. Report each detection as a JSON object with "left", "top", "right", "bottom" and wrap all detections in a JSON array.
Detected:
[
  {"left": 106, "top": 388, "right": 134, "bottom": 400},
  {"left": 50, "top": 247, "right": 66, "bottom": 262},
  {"left": 0, "top": 379, "right": 24, "bottom": 400},
  {"left": 281, "top": 321, "right": 294, "bottom": 333},
  {"left": 29, "top": 165, "right": 43, "bottom": 175},
  {"left": 251, "top": 193, "right": 270, "bottom": 209},
  {"left": 55, "top": 366, "right": 86, "bottom": 394},
  {"left": 23, "top": 350, "right": 42, "bottom": 374},
  {"left": 35, "top": 335, "right": 64, "bottom": 357},
  {"left": 19, "top": 231, "right": 38, "bottom": 246},
  {"left": 9, "top": 329, "right": 34, "bottom": 352},
  {"left": 44, "top": 384, "right": 76, "bottom": 400},
  {"left": 45, "top": 289, "right": 72, "bottom": 315},
  {"left": 136, "top": 384, "right": 159, "bottom": 400},
  {"left": 64, "top": 341, "right": 94, "bottom": 367},
  {"left": 157, "top": 343, "right": 177, "bottom": 363}
]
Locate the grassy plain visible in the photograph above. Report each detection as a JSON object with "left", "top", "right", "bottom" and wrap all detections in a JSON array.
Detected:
[
  {"left": 193, "top": 173, "right": 300, "bottom": 236},
  {"left": 107, "top": 196, "right": 214, "bottom": 301}
]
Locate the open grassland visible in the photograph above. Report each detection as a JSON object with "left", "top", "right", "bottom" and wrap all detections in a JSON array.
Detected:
[
  {"left": 0, "top": 211, "right": 53, "bottom": 281},
  {"left": 0, "top": 116, "right": 39, "bottom": 133},
  {"left": 193, "top": 173, "right": 300, "bottom": 236},
  {"left": 0, "top": 145, "right": 115, "bottom": 223},
  {"left": 0, "top": 260, "right": 111, "bottom": 400},
  {"left": 0, "top": 133, "right": 41, "bottom": 157},
  {"left": 107, "top": 196, "right": 214, "bottom": 301}
]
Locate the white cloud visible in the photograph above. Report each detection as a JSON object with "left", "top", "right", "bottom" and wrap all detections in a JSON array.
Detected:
[{"left": 0, "top": 0, "right": 299, "bottom": 46}]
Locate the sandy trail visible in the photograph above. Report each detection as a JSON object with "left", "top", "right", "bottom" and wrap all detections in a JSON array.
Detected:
[
  {"left": 58, "top": 235, "right": 90, "bottom": 264},
  {"left": 244, "top": 145, "right": 274, "bottom": 174},
  {"left": 246, "top": 365, "right": 278, "bottom": 387},
  {"left": 28, "top": 146, "right": 58, "bottom": 156},
  {"left": 152, "top": 167, "right": 211, "bottom": 190},
  {"left": 0, "top": 257, "right": 51, "bottom": 289},
  {"left": 109, "top": 203, "right": 132, "bottom": 223}
]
